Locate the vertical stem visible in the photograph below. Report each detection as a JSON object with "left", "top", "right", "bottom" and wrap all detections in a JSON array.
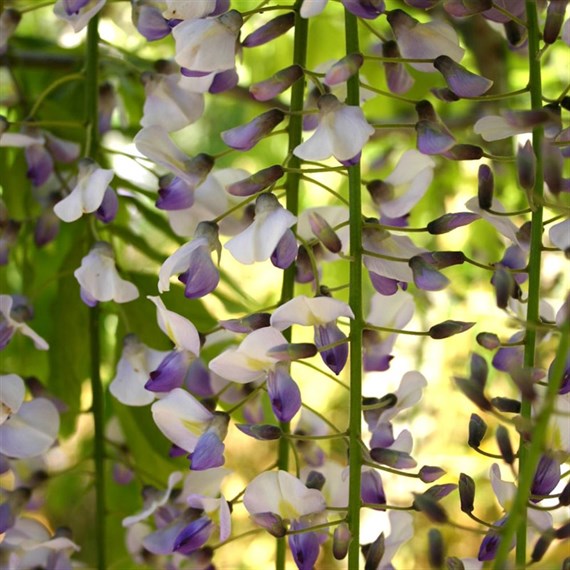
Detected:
[
  {"left": 492, "top": 1, "right": 543, "bottom": 567},
  {"left": 276, "top": 3, "right": 308, "bottom": 570},
  {"left": 85, "top": 16, "right": 106, "bottom": 570},
  {"left": 344, "top": 11, "right": 363, "bottom": 570}
]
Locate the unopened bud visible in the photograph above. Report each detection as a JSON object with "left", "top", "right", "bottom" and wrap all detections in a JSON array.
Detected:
[
  {"left": 511, "top": 367, "right": 538, "bottom": 402},
  {"left": 222, "top": 109, "right": 285, "bottom": 151},
  {"left": 363, "top": 532, "right": 385, "bottom": 570},
  {"left": 504, "top": 108, "right": 558, "bottom": 129},
  {"left": 382, "top": 40, "right": 415, "bottom": 94},
  {"left": 517, "top": 140, "right": 536, "bottom": 192},
  {"left": 267, "top": 342, "right": 318, "bottom": 361},
  {"left": 492, "top": 266, "right": 516, "bottom": 309},
  {"left": 420, "top": 251, "right": 465, "bottom": 269},
  {"left": 531, "top": 530, "right": 554, "bottom": 563},
  {"left": 427, "top": 212, "right": 479, "bottom": 235},
  {"left": 333, "top": 523, "right": 351, "bottom": 560},
  {"left": 324, "top": 53, "right": 364, "bottom": 86},
  {"left": 424, "top": 483, "right": 457, "bottom": 502},
  {"left": 446, "top": 557, "right": 466, "bottom": 570},
  {"left": 458, "top": 473, "right": 475, "bottom": 513},
  {"left": 236, "top": 423, "right": 282, "bottom": 440},
  {"left": 496, "top": 425, "right": 515, "bottom": 464},
  {"left": 559, "top": 480, "right": 570, "bottom": 506},
  {"left": 419, "top": 466, "right": 446, "bottom": 483},
  {"left": 250, "top": 512, "right": 286, "bottom": 537},
  {"left": 491, "top": 397, "right": 521, "bottom": 413},
  {"left": 442, "top": 144, "right": 484, "bottom": 160},
  {"left": 242, "top": 13, "right": 295, "bottom": 47},
  {"left": 544, "top": 0, "right": 568, "bottom": 44},
  {"left": 470, "top": 353, "right": 488, "bottom": 389},
  {"left": 228, "top": 166, "right": 285, "bottom": 197},
  {"left": 428, "top": 528, "right": 445, "bottom": 569},
  {"left": 477, "top": 164, "right": 494, "bottom": 210},
  {"left": 455, "top": 378, "right": 492, "bottom": 411},
  {"left": 433, "top": 55, "right": 493, "bottom": 98},
  {"left": 308, "top": 212, "right": 342, "bottom": 253},
  {"left": 429, "top": 320, "right": 475, "bottom": 339},
  {"left": 250, "top": 65, "right": 303, "bottom": 101},
  {"left": 416, "top": 99, "right": 438, "bottom": 122},
  {"left": 305, "top": 470, "right": 326, "bottom": 490},
  {"left": 220, "top": 312, "right": 271, "bottom": 333},
  {"left": 370, "top": 448, "right": 417, "bottom": 469},
  {"left": 416, "top": 118, "right": 456, "bottom": 155},
  {"left": 555, "top": 521, "right": 570, "bottom": 539},
  {"left": 366, "top": 179, "right": 394, "bottom": 205},
  {"left": 413, "top": 493, "right": 449, "bottom": 524},
  {"left": 476, "top": 332, "right": 500, "bottom": 350},
  {"left": 431, "top": 87, "right": 460, "bottom": 102},
  {"left": 409, "top": 256, "right": 450, "bottom": 291}
]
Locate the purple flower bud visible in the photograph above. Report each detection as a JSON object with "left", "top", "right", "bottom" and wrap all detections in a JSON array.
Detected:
[
  {"left": 444, "top": 0, "right": 492, "bottom": 17},
  {"left": 95, "top": 187, "right": 118, "bottom": 224},
  {"left": 113, "top": 462, "right": 134, "bottom": 485},
  {"left": 468, "top": 414, "right": 487, "bottom": 448},
  {"left": 409, "top": 256, "right": 450, "bottom": 291},
  {"left": 491, "top": 396, "right": 521, "bottom": 413},
  {"left": 559, "top": 480, "right": 570, "bottom": 506},
  {"left": 228, "top": 165, "right": 284, "bottom": 197},
  {"left": 556, "top": 521, "right": 570, "bottom": 540},
  {"left": 370, "top": 448, "right": 417, "bottom": 469},
  {"left": 189, "top": 432, "right": 225, "bottom": 470},
  {"left": 267, "top": 343, "right": 318, "bottom": 361},
  {"left": 242, "top": 13, "right": 295, "bottom": 47},
  {"left": 314, "top": 323, "right": 348, "bottom": 375},
  {"left": 416, "top": 119, "right": 456, "bottom": 155},
  {"left": 419, "top": 466, "right": 446, "bottom": 483},
  {"left": 363, "top": 533, "right": 385, "bottom": 570},
  {"left": 531, "top": 531, "right": 555, "bottom": 563},
  {"left": 25, "top": 144, "right": 53, "bottom": 186},
  {"left": 434, "top": 55, "right": 493, "bottom": 98},
  {"left": 267, "top": 366, "right": 301, "bottom": 422},
  {"left": 98, "top": 82, "right": 116, "bottom": 134},
  {"left": 477, "top": 164, "right": 494, "bottom": 210},
  {"left": 429, "top": 320, "right": 475, "bottom": 339},
  {"left": 496, "top": 425, "right": 514, "bottom": 464},
  {"left": 305, "top": 470, "right": 326, "bottom": 491},
  {"left": 209, "top": 68, "right": 239, "bottom": 94},
  {"left": 308, "top": 212, "right": 342, "bottom": 253},
  {"left": 428, "top": 528, "right": 445, "bottom": 569},
  {"left": 251, "top": 65, "right": 304, "bottom": 101},
  {"left": 442, "top": 144, "right": 484, "bottom": 160},
  {"left": 427, "top": 212, "right": 479, "bottom": 234},
  {"left": 236, "top": 423, "right": 282, "bottom": 440},
  {"left": 146, "top": 350, "right": 193, "bottom": 392},
  {"left": 324, "top": 53, "right": 364, "bottom": 86},
  {"left": 250, "top": 512, "right": 286, "bottom": 537},
  {"left": 492, "top": 331, "right": 524, "bottom": 373},
  {"left": 288, "top": 523, "right": 322, "bottom": 570},
  {"left": 35, "top": 201, "right": 60, "bottom": 247},
  {"left": 63, "top": 0, "right": 90, "bottom": 15},
  {"left": 478, "top": 516, "right": 510, "bottom": 561},
  {"left": 221, "top": 109, "right": 285, "bottom": 151},
  {"left": 470, "top": 353, "right": 488, "bottom": 389},
  {"left": 492, "top": 266, "right": 516, "bottom": 310},
  {"left": 361, "top": 469, "right": 386, "bottom": 505},
  {"left": 157, "top": 175, "right": 195, "bottom": 210},
  {"left": 504, "top": 108, "right": 558, "bottom": 129},
  {"left": 459, "top": 473, "right": 475, "bottom": 513},
  {"left": 174, "top": 517, "right": 214, "bottom": 555},
  {"left": 341, "top": 0, "right": 385, "bottom": 19},
  {"left": 455, "top": 377, "right": 492, "bottom": 411},
  {"left": 133, "top": 4, "right": 171, "bottom": 41},
  {"left": 45, "top": 133, "right": 80, "bottom": 163},
  {"left": 419, "top": 251, "right": 465, "bottom": 269},
  {"left": 412, "top": 493, "right": 449, "bottom": 523},
  {"left": 333, "top": 523, "right": 351, "bottom": 560},
  {"left": 476, "top": 332, "right": 500, "bottom": 350},
  {"left": 531, "top": 455, "right": 561, "bottom": 497},
  {"left": 220, "top": 313, "right": 271, "bottom": 333},
  {"left": 544, "top": 0, "right": 567, "bottom": 44},
  {"left": 271, "top": 228, "right": 298, "bottom": 269},
  {"left": 517, "top": 140, "right": 536, "bottom": 192}
]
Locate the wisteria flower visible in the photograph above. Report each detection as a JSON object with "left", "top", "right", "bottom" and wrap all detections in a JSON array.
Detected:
[
  {"left": 109, "top": 334, "right": 169, "bottom": 406},
  {"left": 0, "top": 374, "right": 60, "bottom": 459},
  {"left": 224, "top": 193, "right": 296, "bottom": 264},
  {"left": 0, "top": 295, "right": 48, "bottom": 350},
  {"left": 293, "top": 94, "right": 375, "bottom": 163},
  {"left": 53, "top": 0, "right": 106, "bottom": 32},
  {"left": 53, "top": 158, "right": 114, "bottom": 223},
  {"left": 74, "top": 242, "right": 139, "bottom": 306},
  {"left": 172, "top": 10, "right": 242, "bottom": 75}
]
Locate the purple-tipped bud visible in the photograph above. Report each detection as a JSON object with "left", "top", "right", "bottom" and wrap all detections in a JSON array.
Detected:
[
  {"left": 227, "top": 165, "right": 284, "bottom": 197},
  {"left": 209, "top": 68, "right": 239, "bottom": 94},
  {"left": 428, "top": 528, "right": 445, "bottom": 569},
  {"left": 221, "top": 109, "right": 285, "bottom": 151},
  {"left": 113, "top": 463, "right": 134, "bottom": 486},
  {"left": 251, "top": 65, "right": 303, "bottom": 101},
  {"left": 267, "top": 343, "right": 318, "bottom": 361},
  {"left": 295, "top": 245, "right": 316, "bottom": 284},
  {"left": 560, "top": 480, "right": 570, "bottom": 506},
  {"left": 409, "top": 256, "right": 450, "bottom": 291},
  {"left": 477, "top": 164, "right": 494, "bottom": 210},
  {"left": 491, "top": 397, "right": 521, "bottom": 413},
  {"left": 251, "top": 512, "right": 286, "bottom": 537},
  {"left": 25, "top": 144, "right": 53, "bottom": 187},
  {"left": 366, "top": 179, "right": 394, "bottom": 205},
  {"left": 416, "top": 119, "right": 456, "bottom": 155},
  {"left": 34, "top": 202, "right": 60, "bottom": 246},
  {"left": 370, "top": 448, "right": 417, "bottom": 469},
  {"left": 478, "top": 516, "right": 509, "bottom": 561},
  {"left": 446, "top": 557, "right": 466, "bottom": 570},
  {"left": 544, "top": 0, "right": 568, "bottom": 44},
  {"left": 242, "top": 12, "right": 295, "bottom": 47},
  {"left": 531, "top": 455, "right": 561, "bottom": 497},
  {"left": 95, "top": 187, "right": 118, "bottom": 223},
  {"left": 431, "top": 87, "right": 461, "bottom": 102},
  {"left": 442, "top": 144, "right": 484, "bottom": 161},
  {"left": 174, "top": 517, "right": 214, "bottom": 555},
  {"left": 556, "top": 521, "right": 570, "bottom": 540},
  {"left": 517, "top": 140, "right": 536, "bottom": 192},
  {"left": 420, "top": 251, "right": 465, "bottom": 269},
  {"left": 492, "top": 266, "right": 516, "bottom": 309},
  {"left": 531, "top": 531, "right": 554, "bottom": 563},
  {"left": 271, "top": 228, "right": 297, "bottom": 269},
  {"left": 324, "top": 53, "right": 364, "bottom": 86},
  {"left": 444, "top": 0, "right": 492, "bottom": 17},
  {"left": 381, "top": 40, "right": 414, "bottom": 94},
  {"left": 315, "top": 323, "right": 348, "bottom": 375},
  {"left": 470, "top": 353, "right": 488, "bottom": 389},
  {"left": 420, "top": 466, "right": 446, "bottom": 483},
  {"left": 305, "top": 470, "right": 326, "bottom": 491},
  {"left": 308, "top": 212, "right": 342, "bottom": 253},
  {"left": 184, "top": 358, "right": 214, "bottom": 397},
  {"left": 341, "top": 0, "right": 385, "bottom": 19},
  {"left": 333, "top": 523, "right": 351, "bottom": 560},
  {"left": 476, "top": 332, "right": 500, "bottom": 350},
  {"left": 98, "top": 82, "right": 116, "bottom": 134},
  {"left": 361, "top": 469, "right": 386, "bottom": 505},
  {"left": 496, "top": 426, "right": 514, "bottom": 464},
  {"left": 504, "top": 108, "right": 558, "bottom": 129},
  {"left": 459, "top": 473, "right": 475, "bottom": 514},
  {"left": 425, "top": 483, "right": 458, "bottom": 502},
  {"left": 146, "top": 350, "right": 193, "bottom": 392},
  {"left": 236, "top": 423, "right": 282, "bottom": 440},
  {"left": 133, "top": 4, "right": 171, "bottom": 41},
  {"left": 455, "top": 377, "right": 492, "bottom": 411},
  {"left": 427, "top": 212, "right": 479, "bottom": 234},
  {"left": 220, "top": 313, "right": 271, "bottom": 333},
  {"left": 429, "top": 320, "right": 475, "bottom": 340},
  {"left": 434, "top": 55, "right": 493, "bottom": 98},
  {"left": 412, "top": 493, "right": 449, "bottom": 524},
  {"left": 267, "top": 366, "right": 301, "bottom": 422},
  {"left": 157, "top": 175, "right": 195, "bottom": 210},
  {"left": 363, "top": 533, "right": 385, "bottom": 570}
]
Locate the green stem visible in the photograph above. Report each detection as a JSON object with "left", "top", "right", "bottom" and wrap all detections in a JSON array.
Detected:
[
  {"left": 493, "top": 2, "right": 544, "bottom": 567},
  {"left": 27, "top": 73, "right": 84, "bottom": 119},
  {"left": 345, "top": 10, "right": 363, "bottom": 570},
  {"left": 85, "top": 17, "right": 106, "bottom": 570},
  {"left": 276, "top": 3, "right": 308, "bottom": 569}
]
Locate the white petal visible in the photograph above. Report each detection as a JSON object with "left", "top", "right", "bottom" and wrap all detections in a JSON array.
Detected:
[
  {"left": 151, "top": 388, "right": 212, "bottom": 451},
  {"left": 18, "top": 323, "right": 49, "bottom": 350},
  {"left": 490, "top": 463, "right": 515, "bottom": 511},
  {"left": 0, "top": 373, "right": 26, "bottom": 424},
  {"left": 271, "top": 295, "right": 354, "bottom": 329},
  {"left": 147, "top": 296, "right": 200, "bottom": 354},
  {"left": 300, "top": 0, "right": 328, "bottom": 17},
  {"left": 367, "top": 289, "right": 415, "bottom": 330},
  {"left": 0, "top": 294, "right": 13, "bottom": 318},
  {"left": 163, "top": 0, "right": 216, "bottom": 20},
  {"left": 180, "top": 467, "right": 231, "bottom": 500},
  {"left": 465, "top": 196, "right": 522, "bottom": 246},
  {"left": 293, "top": 122, "right": 335, "bottom": 161},
  {"left": 549, "top": 219, "right": 570, "bottom": 251},
  {"left": 329, "top": 105, "right": 375, "bottom": 161},
  {"left": 473, "top": 116, "right": 528, "bottom": 142},
  {"left": 0, "top": 399, "right": 59, "bottom": 458},
  {"left": 53, "top": 0, "right": 106, "bottom": 32},
  {"left": 53, "top": 188, "right": 85, "bottom": 223},
  {"left": 158, "top": 240, "right": 203, "bottom": 293},
  {"left": 0, "top": 133, "right": 45, "bottom": 147}
]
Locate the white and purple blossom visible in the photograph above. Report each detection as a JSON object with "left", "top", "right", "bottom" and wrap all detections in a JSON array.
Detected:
[
  {"left": 0, "top": 295, "right": 49, "bottom": 351},
  {"left": 53, "top": 0, "right": 106, "bottom": 32}
]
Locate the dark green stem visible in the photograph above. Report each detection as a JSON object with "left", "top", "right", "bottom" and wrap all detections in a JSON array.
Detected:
[
  {"left": 276, "top": 3, "right": 308, "bottom": 569},
  {"left": 493, "top": 1, "right": 543, "bottom": 566},
  {"left": 85, "top": 16, "right": 106, "bottom": 570},
  {"left": 344, "top": 10, "right": 363, "bottom": 570}
]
